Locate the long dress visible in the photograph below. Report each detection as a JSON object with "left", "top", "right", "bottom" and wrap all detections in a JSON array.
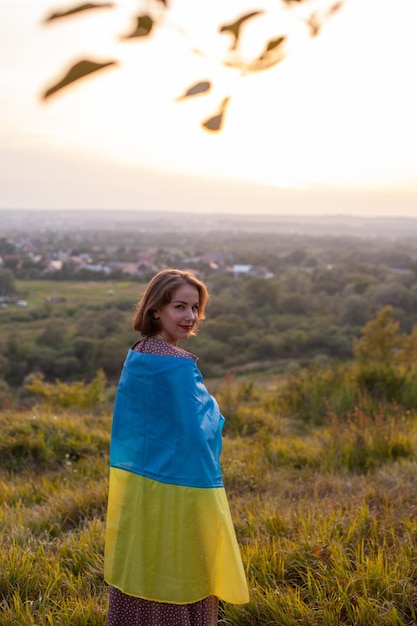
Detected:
[{"left": 105, "top": 337, "right": 248, "bottom": 626}]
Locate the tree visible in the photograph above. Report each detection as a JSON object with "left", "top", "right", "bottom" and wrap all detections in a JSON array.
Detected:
[
  {"left": 36, "top": 319, "right": 69, "bottom": 349},
  {"left": 243, "top": 277, "right": 279, "bottom": 310},
  {"left": 312, "top": 267, "right": 346, "bottom": 295},
  {"left": 279, "top": 293, "right": 309, "bottom": 315},
  {"left": 0, "top": 269, "right": 15, "bottom": 296},
  {"left": 204, "top": 313, "right": 247, "bottom": 342},
  {"left": 395, "top": 326, "right": 417, "bottom": 371},
  {"left": 341, "top": 294, "right": 370, "bottom": 327},
  {"left": 353, "top": 306, "right": 403, "bottom": 368},
  {"left": 42, "top": 0, "right": 343, "bottom": 131},
  {"left": 0, "top": 238, "right": 16, "bottom": 256},
  {"left": 368, "top": 282, "right": 411, "bottom": 311},
  {"left": 353, "top": 307, "right": 417, "bottom": 405}
]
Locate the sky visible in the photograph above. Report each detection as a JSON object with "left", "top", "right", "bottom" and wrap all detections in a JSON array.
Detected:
[{"left": 0, "top": 0, "right": 416, "bottom": 217}]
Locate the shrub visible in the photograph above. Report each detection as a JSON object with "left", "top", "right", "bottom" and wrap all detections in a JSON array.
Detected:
[
  {"left": 25, "top": 370, "right": 107, "bottom": 409},
  {"left": 0, "top": 410, "right": 110, "bottom": 472},
  {"left": 224, "top": 405, "right": 275, "bottom": 437},
  {"left": 354, "top": 364, "right": 417, "bottom": 409},
  {"left": 213, "top": 374, "right": 272, "bottom": 436},
  {"left": 278, "top": 362, "right": 357, "bottom": 424},
  {"left": 321, "top": 406, "right": 414, "bottom": 473},
  {"left": 353, "top": 306, "right": 402, "bottom": 368},
  {"left": 222, "top": 458, "right": 257, "bottom": 494}
]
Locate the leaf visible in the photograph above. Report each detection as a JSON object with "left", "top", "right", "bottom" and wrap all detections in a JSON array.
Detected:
[
  {"left": 305, "top": 13, "right": 322, "bottom": 37},
  {"left": 219, "top": 11, "right": 263, "bottom": 50},
  {"left": 202, "top": 97, "right": 230, "bottom": 133},
  {"left": 121, "top": 14, "right": 153, "bottom": 39},
  {"left": 42, "top": 59, "right": 117, "bottom": 99},
  {"left": 244, "top": 35, "right": 287, "bottom": 72},
  {"left": 259, "top": 36, "right": 286, "bottom": 59},
  {"left": 45, "top": 3, "right": 114, "bottom": 22},
  {"left": 176, "top": 81, "right": 211, "bottom": 101},
  {"left": 224, "top": 35, "right": 286, "bottom": 73},
  {"left": 327, "top": 1, "right": 343, "bottom": 16}
]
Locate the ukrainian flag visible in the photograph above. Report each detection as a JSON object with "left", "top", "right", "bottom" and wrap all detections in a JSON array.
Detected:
[{"left": 104, "top": 350, "right": 249, "bottom": 605}]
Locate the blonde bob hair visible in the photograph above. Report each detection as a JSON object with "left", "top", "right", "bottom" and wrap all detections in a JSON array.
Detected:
[{"left": 133, "top": 269, "right": 209, "bottom": 337}]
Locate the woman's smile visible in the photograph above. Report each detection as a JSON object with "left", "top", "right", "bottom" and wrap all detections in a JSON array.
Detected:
[{"left": 155, "top": 283, "right": 200, "bottom": 346}]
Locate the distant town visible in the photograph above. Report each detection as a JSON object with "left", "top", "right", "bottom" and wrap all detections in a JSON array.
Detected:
[
  {"left": 1, "top": 208, "right": 417, "bottom": 308},
  {"left": 2, "top": 207, "right": 417, "bottom": 384}
]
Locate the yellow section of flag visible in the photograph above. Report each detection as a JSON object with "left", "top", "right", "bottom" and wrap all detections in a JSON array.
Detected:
[{"left": 104, "top": 467, "right": 249, "bottom": 605}]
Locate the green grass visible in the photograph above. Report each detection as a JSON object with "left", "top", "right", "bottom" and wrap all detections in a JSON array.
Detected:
[
  {"left": 0, "top": 280, "right": 143, "bottom": 341},
  {"left": 0, "top": 407, "right": 110, "bottom": 625},
  {"left": 2, "top": 376, "right": 417, "bottom": 625},
  {"left": 16, "top": 280, "right": 143, "bottom": 307}
]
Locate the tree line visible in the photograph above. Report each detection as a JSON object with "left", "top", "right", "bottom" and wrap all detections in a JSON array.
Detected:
[{"left": 0, "top": 268, "right": 417, "bottom": 404}]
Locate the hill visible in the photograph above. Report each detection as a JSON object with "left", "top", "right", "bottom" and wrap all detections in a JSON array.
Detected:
[{"left": 2, "top": 359, "right": 417, "bottom": 624}]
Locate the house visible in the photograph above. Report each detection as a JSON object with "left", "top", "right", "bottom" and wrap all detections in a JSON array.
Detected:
[
  {"left": 232, "top": 264, "right": 274, "bottom": 279},
  {"left": 232, "top": 264, "right": 253, "bottom": 277}
]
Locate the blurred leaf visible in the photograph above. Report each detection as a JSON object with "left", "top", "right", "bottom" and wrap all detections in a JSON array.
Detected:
[
  {"left": 121, "top": 14, "right": 153, "bottom": 39},
  {"left": 247, "top": 35, "right": 287, "bottom": 71},
  {"left": 202, "top": 97, "right": 230, "bottom": 133},
  {"left": 259, "top": 36, "right": 286, "bottom": 59},
  {"left": 43, "top": 59, "right": 117, "bottom": 99},
  {"left": 219, "top": 11, "right": 263, "bottom": 50},
  {"left": 327, "top": 2, "right": 343, "bottom": 15},
  {"left": 176, "top": 81, "right": 211, "bottom": 101},
  {"left": 191, "top": 48, "right": 205, "bottom": 57},
  {"left": 45, "top": 2, "right": 114, "bottom": 22},
  {"left": 224, "top": 34, "right": 286, "bottom": 73},
  {"left": 305, "top": 13, "right": 322, "bottom": 37}
]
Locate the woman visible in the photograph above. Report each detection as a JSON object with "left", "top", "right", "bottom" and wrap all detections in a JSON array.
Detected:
[{"left": 104, "top": 269, "right": 249, "bottom": 626}]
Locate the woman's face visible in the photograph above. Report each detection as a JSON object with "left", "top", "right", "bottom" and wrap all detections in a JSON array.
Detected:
[{"left": 155, "top": 283, "right": 200, "bottom": 346}]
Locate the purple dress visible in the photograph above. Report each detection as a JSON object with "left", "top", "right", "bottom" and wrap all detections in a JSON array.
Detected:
[{"left": 107, "top": 336, "right": 219, "bottom": 626}]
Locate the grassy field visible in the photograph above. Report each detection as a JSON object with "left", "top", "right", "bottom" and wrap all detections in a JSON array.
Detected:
[
  {"left": 15, "top": 280, "right": 143, "bottom": 308},
  {"left": 0, "top": 279, "right": 143, "bottom": 338},
  {"left": 2, "top": 372, "right": 417, "bottom": 625},
  {"left": 3, "top": 278, "right": 161, "bottom": 356}
]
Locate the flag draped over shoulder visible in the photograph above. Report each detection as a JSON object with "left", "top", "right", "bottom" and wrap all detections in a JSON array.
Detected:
[{"left": 104, "top": 350, "right": 249, "bottom": 605}]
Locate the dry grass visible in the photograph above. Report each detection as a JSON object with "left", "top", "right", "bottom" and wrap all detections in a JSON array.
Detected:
[{"left": 2, "top": 373, "right": 417, "bottom": 624}]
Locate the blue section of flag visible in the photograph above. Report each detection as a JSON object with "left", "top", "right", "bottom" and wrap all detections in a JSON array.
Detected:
[{"left": 110, "top": 350, "right": 225, "bottom": 488}]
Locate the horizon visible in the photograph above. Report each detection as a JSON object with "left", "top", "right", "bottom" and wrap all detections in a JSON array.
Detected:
[
  {"left": 3, "top": 207, "right": 417, "bottom": 242},
  {"left": 2, "top": 206, "right": 417, "bottom": 221}
]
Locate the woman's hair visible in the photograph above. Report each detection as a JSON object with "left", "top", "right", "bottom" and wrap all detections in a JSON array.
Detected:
[{"left": 133, "top": 269, "right": 209, "bottom": 337}]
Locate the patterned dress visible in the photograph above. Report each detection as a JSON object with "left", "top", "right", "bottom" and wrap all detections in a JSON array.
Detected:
[{"left": 107, "top": 336, "right": 220, "bottom": 626}]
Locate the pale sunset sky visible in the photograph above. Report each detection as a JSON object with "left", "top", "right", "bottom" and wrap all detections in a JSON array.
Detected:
[{"left": 0, "top": 0, "right": 416, "bottom": 216}]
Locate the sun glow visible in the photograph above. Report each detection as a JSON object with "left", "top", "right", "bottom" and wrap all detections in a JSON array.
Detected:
[{"left": 1, "top": 0, "right": 416, "bottom": 212}]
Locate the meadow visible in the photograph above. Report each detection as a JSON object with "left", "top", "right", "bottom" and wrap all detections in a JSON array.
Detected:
[
  {"left": 2, "top": 314, "right": 417, "bottom": 625},
  {"left": 0, "top": 280, "right": 142, "bottom": 345}
]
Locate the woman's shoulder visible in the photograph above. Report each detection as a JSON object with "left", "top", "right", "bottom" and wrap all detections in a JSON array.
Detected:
[{"left": 132, "top": 336, "right": 197, "bottom": 361}]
